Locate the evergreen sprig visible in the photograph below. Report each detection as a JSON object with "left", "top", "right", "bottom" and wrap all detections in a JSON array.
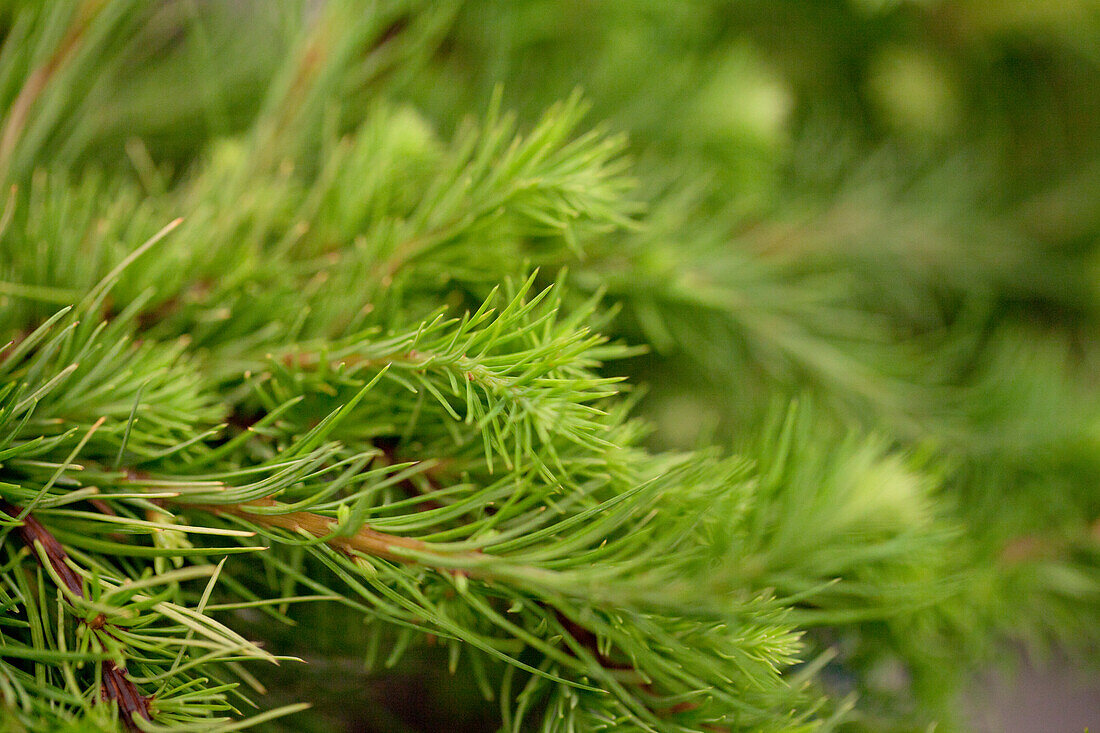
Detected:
[{"left": 1, "top": 1, "right": 1098, "bottom": 732}]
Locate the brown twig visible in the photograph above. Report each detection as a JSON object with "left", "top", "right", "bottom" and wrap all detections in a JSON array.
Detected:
[
  {"left": 101, "top": 660, "right": 152, "bottom": 725},
  {"left": 0, "top": 499, "right": 152, "bottom": 730},
  {"left": 195, "top": 497, "right": 457, "bottom": 565}
]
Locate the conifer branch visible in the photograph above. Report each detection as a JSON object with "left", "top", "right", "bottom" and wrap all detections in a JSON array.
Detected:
[
  {"left": 2, "top": 2, "right": 1098, "bottom": 731},
  {"left": 0, "top": 499, "right": 151, "bottom": 730}
]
